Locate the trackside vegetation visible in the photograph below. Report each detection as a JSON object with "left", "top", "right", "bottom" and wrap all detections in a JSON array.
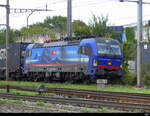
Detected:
[
  {"left": 0, "top": 98, "right": 123, "bottom": 113},
  {"left": 0, "top": 81, "right": 150, "bottom": 94}
]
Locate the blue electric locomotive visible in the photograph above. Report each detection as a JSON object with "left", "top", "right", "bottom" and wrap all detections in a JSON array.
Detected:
[{"left": 23, "top": 37, "right": 124, "bottom": 82}]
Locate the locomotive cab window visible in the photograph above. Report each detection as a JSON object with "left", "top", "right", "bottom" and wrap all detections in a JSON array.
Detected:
[
  {"left": 78, "top": 46, "right": 84, "bottom": 54},
  {"left": 78, "top": 45, "right": 92, "bottom": 56},
  {"left": 25, "top": 50, "right": 32, "bottom": 57},
  {"left": 97, "top": 43, "right": 122, "bottom": 58}
]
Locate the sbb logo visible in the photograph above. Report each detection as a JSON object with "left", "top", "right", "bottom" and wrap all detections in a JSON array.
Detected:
[{"left": 51, "top": 50, "right": 57, "bottom": 55}]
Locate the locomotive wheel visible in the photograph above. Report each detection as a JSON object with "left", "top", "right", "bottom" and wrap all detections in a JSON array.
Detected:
[
  {"left": 32, "top": 73, "right": 39, "bottom": 82},
  {"left": 59, "top": 72, "right": 65, "bottom": 83},
  {"left": 44, "top": 77, "right": 49, "bottom": 83},
  {"left": 83, "top": 75, "right": 92, "bottom": 84}
]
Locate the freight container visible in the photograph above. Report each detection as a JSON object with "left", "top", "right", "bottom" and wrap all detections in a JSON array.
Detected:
[{"left": 0, "top": 43, "right": 30, "bottom": 78}]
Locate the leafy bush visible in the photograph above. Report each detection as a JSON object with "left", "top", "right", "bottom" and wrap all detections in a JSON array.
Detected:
[
  {"left": 31, "top": 40, "right": 35, "bottom": 43},
  {"left": 144, "top": 62, "right": 150, "bottom": 74},
  {"left": 97, "top": 107, "right": 119, "bottom": 113},
  {"left": 143, "top": 71, "right": 150, "bottom": 86},
  {"left": 36, "top": 100, "right": 45, "bottom": 106},
  {"left": 121, "top": 72, "right": 136, "bottom": 85},
  {"left": 82, "top": 108, "right": 93, "bottom": 113}
]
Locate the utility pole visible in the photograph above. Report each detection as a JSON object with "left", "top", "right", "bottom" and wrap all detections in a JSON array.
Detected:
[
  {"left": 119, "top": 0, "right": 143, "bottom": 88},
  {"left": 137, "top": 0, "right": 143, "bottom": 88},
  {"left": 0, "top": 0, "right": 10, "bottom": 81},
  {"left": 26, "top": 4, "right": 51, "bottom": 28},
  {"left": 10, "top": 5, "right": 52, "bottom": 38},
  {"left": 67, "top": 0, "right": 72, "bottom": 39},
  {"left": 10, "top": 4, "right": 52, "bottom": 28},
  {"left": 6, "top": 0, "right": 10, "bottom": 81},
  {"left": 27, "top": 11, "right": 35, "bottom": 28}
]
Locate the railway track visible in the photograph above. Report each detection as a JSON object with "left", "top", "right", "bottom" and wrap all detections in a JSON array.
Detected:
[
  {"left": 1, "top": 84, "right": 150, "bottom": 111},
  {"left": 46, "top": 88, "right": 150, "bottom": 104},
  {"left": 0, "top": 92, "right": 150, "bottom": 112}
]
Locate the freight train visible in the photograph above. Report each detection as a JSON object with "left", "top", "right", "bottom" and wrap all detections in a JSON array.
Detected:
[{"left": 0, "top": 37, "right": 124, "bottom": 83}]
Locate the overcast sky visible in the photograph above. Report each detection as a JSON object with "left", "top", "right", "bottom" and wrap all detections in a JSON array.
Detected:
[{"left": 0, "top": 0, "right": 150, "bottom": 29}]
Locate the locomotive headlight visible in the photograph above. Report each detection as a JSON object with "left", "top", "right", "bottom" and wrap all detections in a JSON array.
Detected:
[
  {"left": 93, "top": 59, "right": 98, "bottom": 67},
  {"left": 120, "top": 64, "right": 123, "bottom": 68}
]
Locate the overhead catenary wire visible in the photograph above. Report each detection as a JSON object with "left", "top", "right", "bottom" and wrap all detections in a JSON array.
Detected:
[
  {"left": 47, "top": 0, "right": 116, "bottom": 12},
  {"left": 1, "top": 0, "right": 150, "bottom": 29},
  {"left": 3, "top": 0, "right": 150, "bottom": 15},
  {"left": 7, "top": 0, "right": 139, "bottom": 15}
]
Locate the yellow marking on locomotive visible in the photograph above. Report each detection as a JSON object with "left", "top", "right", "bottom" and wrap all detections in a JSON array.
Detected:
[{"left": 26, "top": 60, "right": 39, "bottom": 63}]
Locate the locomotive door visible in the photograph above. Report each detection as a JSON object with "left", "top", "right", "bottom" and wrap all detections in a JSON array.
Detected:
[
  {"left": 79, "top": 46, "right": 87, "bottom": 71},
  {"left": 61, "top": 46, "right": 66, "bottom": 69},
  {"left": 79, "top": 45, "right": 91, "bottom": 73}
]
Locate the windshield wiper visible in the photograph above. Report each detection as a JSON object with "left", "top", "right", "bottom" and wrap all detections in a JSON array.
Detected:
[{"left": 99, "top": 54, "right": 110, "bottom": 58}]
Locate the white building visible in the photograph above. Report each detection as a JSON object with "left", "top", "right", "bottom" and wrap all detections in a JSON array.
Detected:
[
  {"left": 123, "top": 20, "right": 150, "bottom": 73},
  {"left": 124, "top": 20, "right": 150, "bottom": 41}
]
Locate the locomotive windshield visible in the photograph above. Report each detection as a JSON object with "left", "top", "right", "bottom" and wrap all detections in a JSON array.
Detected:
[{"left": 97, "top": 43, "right": 122, "bottom": 58}]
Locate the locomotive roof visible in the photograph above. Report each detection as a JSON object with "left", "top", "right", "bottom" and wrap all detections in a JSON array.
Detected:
[
  {"left": 95, "top": 38, "right": 120, "bottom": 44},
  {"left": 33, "top": 40, "right": 80, "bottom": 48},
  {"left": 32, "top": 38, "right": 120, "bottom": 48}
]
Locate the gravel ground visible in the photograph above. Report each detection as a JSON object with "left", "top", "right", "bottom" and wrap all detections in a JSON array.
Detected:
[{"left": 0, "top": 100, "right": 106, "bottom": 113}]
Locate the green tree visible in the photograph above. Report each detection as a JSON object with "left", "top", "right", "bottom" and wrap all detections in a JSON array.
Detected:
[
  {"left": 88, "top": 14, "right": 110, "bottom": 37},
  {"left": 10, "top": 29, "right": 22, "bottom": 43},
  {"left": 20, "top": 25, "right": 47, "bottom": 35},
  {"left": 0, "top": 29, "right": 6, "bottom": 44},
  {"left": 125, "top": 27, "right": 135, "bottom": 43},
  {"left": 73, "top": 20, "right": 91, "bottom": 37},
  {"left": 122, "top": 42, "right": 136, "bottom": 73},
  {"left": 0, "top": 29, "right": 21, "bottom": 45},
  {"left": 20, "top": 25, "right": 57, "bottom": 39},
  {"left": 122, "top": 27, "right": 136, "bottom": 73},
  {"left": 43, "top": 16, "right": 67, "bottom": 37},
  {"left": 73, "top": 20, "right": 87, "bottom": 28},
  {"left": 48, "top": 30, "right": 57, "bottom": 39}
]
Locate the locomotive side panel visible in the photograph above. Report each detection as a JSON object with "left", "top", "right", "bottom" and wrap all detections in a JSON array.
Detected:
[{"left": 24, "top": 45, "right": 87, "bottom": 73}]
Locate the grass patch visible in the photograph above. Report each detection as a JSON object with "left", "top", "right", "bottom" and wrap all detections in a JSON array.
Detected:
[
  {"left": 45, "top": 103, "right": 53, "bottom": 108},
  {"left": 82, "top": 108, "right": 93, "bottom": 113},
  {"left": 132, "top": 109, "right": 143, "bottom": 113},
  {"left": 0, "top": 99, "right": 23, "bottom": 104},
  {"left": 0, "top": 81, "right": 150, "bottom": 94},
  {"left": 36, "top": 100, "right": 45, "bottom": 106},
  {"left": 0, "top": 89, "right": 6, "bottom": 93},
  {"left": 11, "top": 89, "right": 39, "bottom": 96},
  {"left": 9, "top": 89, "right": 56, "bottom": 96},
  {"left": 97, "top": 107, "right": 121, "bottom": 113}
]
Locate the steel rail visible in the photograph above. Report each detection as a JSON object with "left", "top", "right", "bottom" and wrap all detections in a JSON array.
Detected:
[
  {"left": 0, "top": 93, "right": 150, "bottom": 112},
  {"left": 46, "top": 88, "right": 150, "bottom": 104},
  {"left": 1, "top": 84, "right": 150, "bottom": 97},
  {"left": 1, "top": 85, "right": 150, "bottom": 105},
  {"left": 47, "top": 88, "right": 150, "bottom": 97}
]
